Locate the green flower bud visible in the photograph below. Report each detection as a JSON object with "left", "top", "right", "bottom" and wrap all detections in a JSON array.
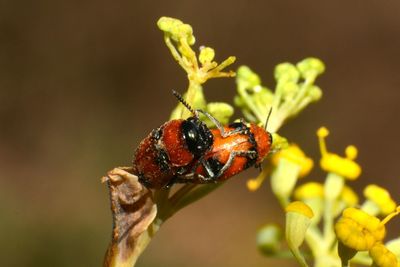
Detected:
[
  {"left": 205, "top": 102, "right": 234, "bottom": 126},
  {"left": 237, "top": 66, "right": 261, "bottom": 88},
  {"left": 257, "top": 224, "right": 283, "bottom": 255},
  {"left": 281, "top": 82, "right": 300, "bottom": 99},
  {"left": 274, "top": 63, "right": 299, "bottom": 83},
  {"left": 233, "top": 95, "right": 245, "bottom": 108},
  {"left": 308, "top": 85, "right": 322, "bottom": 101},
  {"left": 296, "top": 58, "right": 325, "bottom": 79},
  {"left": 270, "top": 133, "right": 288, "bottom": 151},
  {"left": 157, "top": 17, "right": 183, "bottom": 32},
  {"left": 157, "top": 17, "right": 195, "bottom": 45},
  {"left": 199, "top": 47, "right": 215, "bottom": 64},
  {"left": 174, "top": 24, "right": 194, "bottom": 43}
]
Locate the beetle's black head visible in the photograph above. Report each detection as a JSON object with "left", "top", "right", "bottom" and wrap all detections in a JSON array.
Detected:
[{"left": 182, "top": 117, "right": 213, "bottom": 157}]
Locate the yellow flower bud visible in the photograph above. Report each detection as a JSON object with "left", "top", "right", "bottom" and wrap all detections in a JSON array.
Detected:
[
  {"left": 317, "top": 127, "right": 361, "bottom": 180},
  {"left": 335, "top": 207, "right": 385, "bottom": 251},
  {"left": 340, "top": 186, "right": 359, "bottom": 207},
  {"left": 272, "top": 144, "right": 313, "bottom": 177},
  {"left": 364, "top": 184, "right": 397, "bottom": 215},
  {"left": 293, "top": 182, "right": 324, "bottom": 200},
  {"left": 246, "top": 165, "right": 269, "bottom": 192},
  {"left": 369, "top": 243, "right": 398, "bottom": 267}
]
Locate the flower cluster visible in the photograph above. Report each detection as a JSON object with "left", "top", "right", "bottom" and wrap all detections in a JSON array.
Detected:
[
  {"left": 254, "top": 127, "right": 400, "bottom": 267},
  {"left": 157, "top": 17, "right": 236, "bottom": 124},
  {"left": 234, "top": 59, "right": 324, "bottom": 133}
]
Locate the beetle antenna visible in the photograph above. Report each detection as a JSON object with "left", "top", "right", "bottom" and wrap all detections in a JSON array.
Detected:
[
  {"left": 264, "top": 107, "right": 273, "bottom": 131},
  {"left": 172, "top": 90, "right": 198, "bottom": 117}
]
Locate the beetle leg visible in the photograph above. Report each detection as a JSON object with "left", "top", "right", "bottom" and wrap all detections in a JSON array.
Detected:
[
  {"left": 215, "top": 150, "right": 258, "bottom": 178},
  {"left": 196, "top": 109, "right": 247, "bottom": 138},
  {"left": 196, "top": 109, "right": 225, "bottom": 132},
  {"left": 174, "top": 172, "right": 216, "bottom": 184},
  {"left": 174, "top": 158, "right": 219, "bottom": 184}
]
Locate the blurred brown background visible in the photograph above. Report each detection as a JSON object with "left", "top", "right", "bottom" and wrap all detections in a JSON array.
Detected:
[{"left": 1, "top": 1, "right": 400, "bottom": 266}]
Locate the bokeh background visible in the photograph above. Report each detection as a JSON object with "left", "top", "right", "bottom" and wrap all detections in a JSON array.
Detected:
[{"left": 1, "top": 1, "right": 400, "bottom": 266}]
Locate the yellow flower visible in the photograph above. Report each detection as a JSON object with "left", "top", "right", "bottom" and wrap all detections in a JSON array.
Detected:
[
  {"left": 340, "top": 186, "right": 359, "bottom": 207},
  {"left": 317, "top": 127, "right": 361, "bottom": 180},
  {"left": 369, "top": 242, "right": 398, "bottom": 267},
  {"left": 364, "top": 184, "right": 397, "bottom": 215},
  {"left": 293, "top": 182, "right": 324, "bottom": 200},
  {"left": 335, "top": 207, "right": 385, "bottom": 251},
  {"left": 272, "top": 144, "right": 313, "bottom": 177}
]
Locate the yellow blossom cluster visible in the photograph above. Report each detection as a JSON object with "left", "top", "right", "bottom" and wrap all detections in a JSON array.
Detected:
[{"left": 254, "top": 126, "right": 400, "bottom": 267}]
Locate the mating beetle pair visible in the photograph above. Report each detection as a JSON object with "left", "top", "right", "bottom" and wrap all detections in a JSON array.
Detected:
[{"left": 132, "top": 91, "right": 273, "bottom": 189}]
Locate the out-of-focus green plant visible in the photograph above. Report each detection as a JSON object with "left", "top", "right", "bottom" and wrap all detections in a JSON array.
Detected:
[{"left": 252, "top": 126, "right": 400, "bottom": 267}]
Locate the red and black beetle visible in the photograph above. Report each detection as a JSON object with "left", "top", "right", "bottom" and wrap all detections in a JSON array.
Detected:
[{"left": 132, "top": 91, "right": 272, "bottom": 189}]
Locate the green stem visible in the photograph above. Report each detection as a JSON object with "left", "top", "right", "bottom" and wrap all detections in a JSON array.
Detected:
[
  {"left": 290, "top": 247, "right": 309, "bottom": 267},
  {"left": 178, "top": 37, "right": 198, "bottom": 70},
  {"left": 169, "top": 183, "right": 222, "bottom": 215},
  {"left": 169, "top": 184, "right": 197, "bottom": 205},
  {"left": 182, "top": 81, "right": 202, "bottom": 118},
  {"left": 163, "top": 36, "right": 188, "bottom": 72},
  {"left": 304, "top": 226, "right": 324, "bottom": 257},
  {"left": 323, "top": 173, "right": 344, "bottom": 247},
  {"left": 277, "top": 74, "right": 316, "bottom": 125},
  {"left": 237, "top": 85, "right": 265, "bottom": 123}
]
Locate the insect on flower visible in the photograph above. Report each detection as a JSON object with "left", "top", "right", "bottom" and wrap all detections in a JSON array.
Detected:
[{"left": 132, "top": 90, "right": 273, "bottom": 189}]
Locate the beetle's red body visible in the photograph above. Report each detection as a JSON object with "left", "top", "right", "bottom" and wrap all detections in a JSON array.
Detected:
[
  {"left": 133, "top": 120, "right": 186, "bottom": 188},
  {"left": 193, "top": 122, "right": 272, "bottom": 181},
  {"left": 131, "top": 91, "right": 272, "bottom": 189},
  {"left": 132, "top": 117, "right": 213, "bottom": 189}
]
